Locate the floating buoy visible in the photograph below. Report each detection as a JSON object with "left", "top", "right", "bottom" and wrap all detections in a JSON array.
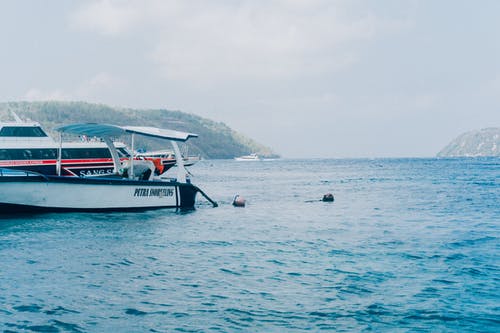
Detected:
[
  {"left": 322, "top": 193, "right": 334, "bottom": 202},
  {"left": 232, "top": 194, "right": 246, "bottom": 207}
]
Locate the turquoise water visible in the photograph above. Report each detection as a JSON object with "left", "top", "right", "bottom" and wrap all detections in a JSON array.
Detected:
[{"left": 0, "top": 158, "right": 498, "bottom": 332}]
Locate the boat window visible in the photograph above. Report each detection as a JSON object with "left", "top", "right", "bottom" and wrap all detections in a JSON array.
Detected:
[
  {"left": 22, "top": 150, "right": 33, "bottom": 159},
  {"left": 117, "top": 147, "right": 131, "bottom": 158},
  {"left": 0, "top": 149, "right": 10, "bottom": 160},
  {"left": 0, "top": 148, "right": 57, "bottom": 160},
  {"left": 0, "top": 147, "right": 113, "bottom": 160},
  {"left": 61, "top": 148, "right": 112, "bottom": 159},
  {"left": 0, "top": 126, "right": 48, "bottom": 137},
  {"left": 39, "top": 149, "right": 57, "bottom": 159}
]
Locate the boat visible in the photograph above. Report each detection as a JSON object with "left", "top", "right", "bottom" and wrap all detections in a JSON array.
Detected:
[
  {"left": 234, "top": 153, "right": 260, "bottom": 161},
  {"left": 136, "top": 149, "right": 200, "bottom": 172},
  {"left": 0, "top": 116, "right": 131, "bottom": 177},
  {"left": 0, "top": 123, "right": 217, "bottom": 213}
]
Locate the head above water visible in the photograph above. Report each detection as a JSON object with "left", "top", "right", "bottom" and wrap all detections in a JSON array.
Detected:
[{"left": 322, "top": 193, "right": 334, "bottom": 202}]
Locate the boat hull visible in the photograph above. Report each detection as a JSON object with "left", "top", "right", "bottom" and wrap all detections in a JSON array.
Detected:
[
  {"left": 0, "top": 175, "right": 198, "bottom": 213},
  {"left": 234, "top": 154, "right": 260, "bottom": 161}
]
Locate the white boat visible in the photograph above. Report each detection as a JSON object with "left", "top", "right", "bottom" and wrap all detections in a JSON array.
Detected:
[
  {"left": 0, "top": 123, "right": 217, "bottom": 213},
  {"left": 234, "top": 153, "right": 260, "bottom": 161},
  {"left": 136, "top": 149, "right": 200, "bottom": 171},
  {"left": 0, "top": 115, "right": 131, "bottom": 177}
]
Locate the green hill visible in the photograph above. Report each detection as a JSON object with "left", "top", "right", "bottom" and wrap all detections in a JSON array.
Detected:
[{"left": 0, "top": 101, "right": 278, "bottom": 159}]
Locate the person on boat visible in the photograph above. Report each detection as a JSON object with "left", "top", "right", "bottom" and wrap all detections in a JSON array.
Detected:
[
  {"left": 120, "top": 159, "right": 155, "bottom": 180},
  {"left": 150, "top": 158, "right": 164, "bottom": 175}
]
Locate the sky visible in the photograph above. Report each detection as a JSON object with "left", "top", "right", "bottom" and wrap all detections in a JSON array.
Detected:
[{"left": 0, "top": 0, "right": 498, "bottom": 158}]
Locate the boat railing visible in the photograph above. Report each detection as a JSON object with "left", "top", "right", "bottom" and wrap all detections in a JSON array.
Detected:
[{"left": 80, "top": 173, "right": 123, "bottom": 179}]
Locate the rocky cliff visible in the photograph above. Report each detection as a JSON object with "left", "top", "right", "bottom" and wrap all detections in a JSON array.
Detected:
[{"left": 437, "top": 128, "right": 500, "bottom": 157}]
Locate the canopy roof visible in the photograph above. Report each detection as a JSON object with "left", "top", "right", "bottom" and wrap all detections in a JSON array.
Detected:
[
  {"left": 55, "top": 123, "right": 198, "bottom": 142},
  {"left": 122, "top": 126, "right": 198, "bottom": 141}
]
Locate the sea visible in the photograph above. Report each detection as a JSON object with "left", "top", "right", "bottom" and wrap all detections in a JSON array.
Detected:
[{"left": 0, "top": 158, "right": 498, "bottom": 332}]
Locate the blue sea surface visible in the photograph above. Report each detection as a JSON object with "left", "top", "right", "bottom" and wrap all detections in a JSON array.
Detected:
[{"left": 0, "top": 158, "right": 498, "bottom": 332}]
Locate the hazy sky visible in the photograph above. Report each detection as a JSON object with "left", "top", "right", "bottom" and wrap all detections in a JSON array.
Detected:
[{"left": 0, "top": 0, "right": 498, "bottom": 157}]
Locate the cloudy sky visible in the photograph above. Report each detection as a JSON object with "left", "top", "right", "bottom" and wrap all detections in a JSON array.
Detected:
[{"left": 0, "top": 0, "right": 498, "bottom": 157}]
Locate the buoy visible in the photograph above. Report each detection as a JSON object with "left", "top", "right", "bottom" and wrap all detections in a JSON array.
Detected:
[
  {"left": 232, "top": 194, "right": 246, "bottom": 207},
  {"left": 322, "top": 193, "right": 334, "bottom": 202}
]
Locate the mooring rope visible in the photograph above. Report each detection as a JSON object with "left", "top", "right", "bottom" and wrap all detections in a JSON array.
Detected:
[{"left": 195, "top": 187, "right": 218, "bottom": 207}]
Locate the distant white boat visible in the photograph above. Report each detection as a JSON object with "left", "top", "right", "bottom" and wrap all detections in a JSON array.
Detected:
[{"left": 234, "top": 153, "right": 260, "bottom": 161}]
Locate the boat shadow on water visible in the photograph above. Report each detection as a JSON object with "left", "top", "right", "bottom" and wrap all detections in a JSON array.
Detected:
[{"left": 0, "top": 207, "right": 200, "bottom": 234}]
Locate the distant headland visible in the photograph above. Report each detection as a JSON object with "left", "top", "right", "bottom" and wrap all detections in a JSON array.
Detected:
[
  {"left": 438, "top": 128, "right": 500, "bottom": 157},
  {"left": 0, "top": 101, "right": 279, "bottom": 159}
]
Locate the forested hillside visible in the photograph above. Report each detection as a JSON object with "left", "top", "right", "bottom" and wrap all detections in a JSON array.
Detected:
[{"left": 0, "top": 101, "right": 277, "bottom": 159}]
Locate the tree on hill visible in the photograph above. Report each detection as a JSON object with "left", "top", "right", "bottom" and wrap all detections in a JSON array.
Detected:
[{"left": 0, "top": 101, "right": 278, "bottom": 159}]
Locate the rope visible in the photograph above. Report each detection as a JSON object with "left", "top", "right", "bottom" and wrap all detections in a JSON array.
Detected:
[{"left": 195, "top": 187, "right": 218, "bottom": 207}]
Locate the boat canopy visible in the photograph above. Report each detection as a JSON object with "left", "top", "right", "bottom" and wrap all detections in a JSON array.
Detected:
[
  {"left": 55, "top": 123, "right": 196, "bottom": 182},
  {"left": 56, "top": 123, "right": 197, "bottom": 142},
  {"left": 122, "top": 126, "right": 198, "bottom": 142},
  {"left": 56, "top": 124, "right": 125, "bottom": 138}
]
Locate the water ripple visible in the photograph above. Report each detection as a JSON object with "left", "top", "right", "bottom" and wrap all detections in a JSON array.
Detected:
[{"left": 0, "top": 158, "right": 498, "bottom": 332}]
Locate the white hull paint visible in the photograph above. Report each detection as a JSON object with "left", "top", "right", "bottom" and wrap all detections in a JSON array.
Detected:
[
  {"left": 0, "top": 177, "right": 197, "bottom": 211},
  {"left": 234, "top": 158, "right": 260, "bottom": 161},
  {"left": 234, "top": 155, "right": 260, "bottom": 161}
]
